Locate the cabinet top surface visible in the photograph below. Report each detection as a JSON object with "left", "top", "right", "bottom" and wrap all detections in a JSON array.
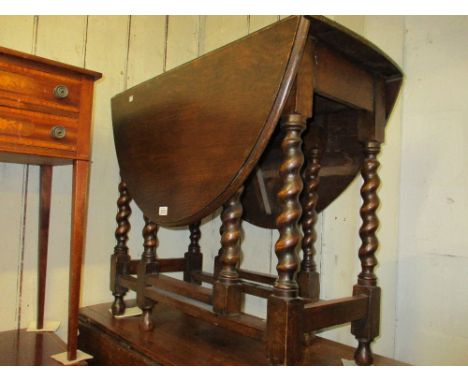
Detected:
[{"left": 0, "top": 45, "right": 102, "bottom": 80}]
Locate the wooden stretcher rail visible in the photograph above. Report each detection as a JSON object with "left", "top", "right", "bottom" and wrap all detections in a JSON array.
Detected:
[
  {"left": 119, "top": 274, "right": 137, "bottom": 291},
  {"left": 146, "top": 274, "right": 212, "bottom": 305},
  {"left": 128, "top": 258, "right": 186, "bottom": 275},
  {"left": 144, "top": 286, "right": 266, "bottom": 341},
  {"left": 240, "top": 281, "right": 273, "bottom": 299},
  {"left": 192, "top": 270, "right": 276, "bottom": 286},
  {"left": 303, "top": 295, "right": 368, "bottom": 332},
  {"left": 192, "top": 271, "right": 274, "bottom": 299},
  {"left": 238, "top": 269, "right": 277, "bottom": 285}
]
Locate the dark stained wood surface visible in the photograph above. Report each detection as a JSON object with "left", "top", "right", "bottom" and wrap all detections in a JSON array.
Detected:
[
  {"left": 111, "top": 15, "right": 402, "bottom": 229},
  {"left": 37, "top": 165, "right": 53, "bottom": 330},
  {"left": 112, "top": 16, "right": 310, "bottom": 227},
  {"left": 78, "top": 302, "right": 407, "bottom": 366},
  {"left": 0, "top": 329, "right": 67, "bottom": 366}
]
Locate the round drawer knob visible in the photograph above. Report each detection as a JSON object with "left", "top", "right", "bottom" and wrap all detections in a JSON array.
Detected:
[
  {"left": 50, "top": 125, "right": 67, "bottom": 139},
  {"left": 53, "top": 84, "right": 69, "bottom": 99}
]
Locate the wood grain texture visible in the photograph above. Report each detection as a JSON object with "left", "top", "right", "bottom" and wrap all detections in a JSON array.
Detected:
[
  {"left": 78, "top": 302, "right": 407, "bottom": 365},
  {"left": 67, "top": 159, "right": 91, "bottom": 359},
  {"left": 37, "top": 165, "right": 52, "bottom": 329},
  {"left": 0, "top": 329, "right": 67, "bottom": 366},
  {"left": 112, "top": 16, "right": 309, "bottom": 226}
]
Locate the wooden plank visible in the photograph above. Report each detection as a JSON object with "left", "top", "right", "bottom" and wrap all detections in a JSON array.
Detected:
[
  {"left": 126, "top": 15, "right": 166, "bottom": 88},
  {"left": 249, "top": 16, "right": 279, "bottom": 33},
  {"left": 314, "top": 44, "right": 374, "bottom": 111},
  {"left": 119, "top": 274, "right": 137, "bottom": 291},
  {"left": 146, "top": 274, "right": 212, "bottom": 304},
  {"left": 78, "top": 301, "right": 408, "bottom": 365},
  {"left": 202, "top": 16, "right": 249, "bottom": 53},
  {"left": 144, "top": 286, "right": 265, "bottom": 340},
  {"left": 128, "top": 258, "right": 186, "bottom": 275},
  {"left": 0, "top": 329, "right": 67, "bottom": 365},
  {"left": 0, "top": 16, "right": 36, "bottom": 52},
  {"left": 191, "top": 271, "right": 273, "bottom": 299},
  {"left": 166, "top": 16, "right": 199, "bottom": 70},
  {"left": 240, "top": 281, "right": 273, "bottom": 299},
  {"left": 238, "top": 269, "right": 276, "bottom": 285},
  {"left": 156, "top": 258, "right": 186, "bottom": 273},
  {"left": 35, "top": 16, "right": 89, "bottom": 67},
  {"left": 303, "top": 295, "right": 368, "bottom": 332},
  {"left": 191, "top": 271, "right": 215, "bottom": 284}
]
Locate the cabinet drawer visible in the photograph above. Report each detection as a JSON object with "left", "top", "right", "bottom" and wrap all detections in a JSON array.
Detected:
[
  {"left": 0, "top": 106, "right": 77, "bottom": 153},
  {"left": 0, "top": 59, "right": 81, "bottom": 118}
]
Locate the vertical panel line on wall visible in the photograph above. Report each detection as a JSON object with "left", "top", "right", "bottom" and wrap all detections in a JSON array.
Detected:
[
  {"left": 197, "top": 16, "right": 206, "bottom": 57},
  {"left": 82, "top": 16, "right": 89, "bottom": 68},
  {"left": 124, "top": 16, "right": 132, "bottom": 91},
  {"left": 163, "top": 16, "right": 169, "bottom": 73}
]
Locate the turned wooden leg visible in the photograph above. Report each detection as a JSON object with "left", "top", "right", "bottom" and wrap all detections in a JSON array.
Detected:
[
  {"left": 184, "top": 222, "right": 202, "bottom": 284},
  {"left": 37, "top": 165, "right": 52, "bottom": 330},
  {"left": 351, "top": 141, "right": 381, "bottom": 366},
  {"left": 267, "top": 113, "right": 305, "bottom": 365},
  {"left": 67, "top": 159, "right": 90, "bottom": 361},
  {"left": 297, "top": 146, "right": 320, "bottom": 301},
  {"left": 110, "top": 180, "right": 132, "bottom": 316},
  {"left": 213, "top": 186, "right": 244, "bottom": 315},
  {"left": 137, "top": 216, "right": 158, "bottom": 331}
]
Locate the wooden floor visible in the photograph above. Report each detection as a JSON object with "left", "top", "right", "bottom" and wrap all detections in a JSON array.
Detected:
[
  {"left": 0, "top": 329, "right": 67, "bottom": 366},
  {"left": 78, "top": 301, "right": 407, "bottom": 366}
]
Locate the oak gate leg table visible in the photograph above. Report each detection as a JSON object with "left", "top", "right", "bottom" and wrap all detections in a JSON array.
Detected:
[{"left": 109, "top": 16, "right": 403, "bottom": 366}]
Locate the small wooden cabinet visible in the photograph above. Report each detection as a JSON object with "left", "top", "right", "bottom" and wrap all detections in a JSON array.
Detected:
[{"left": 0, "top": 46, "right": 101, "bottom": 363}]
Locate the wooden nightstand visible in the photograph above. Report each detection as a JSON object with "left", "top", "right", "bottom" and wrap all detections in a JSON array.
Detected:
[{"left": 0, "top": 46, "right": 101, "bottom": 364}]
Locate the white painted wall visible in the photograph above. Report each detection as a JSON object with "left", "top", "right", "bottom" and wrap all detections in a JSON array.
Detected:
[
  {"left": 0, "top": 15, "right": 466, "bottom": 365},
  {"left": 395, "top": 16, "right": 468, "bottom": 365}
]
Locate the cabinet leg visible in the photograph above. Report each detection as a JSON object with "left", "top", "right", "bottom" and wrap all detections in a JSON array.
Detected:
[
  {"left": 67, "top": 160, "right": 90, "bottom": 361},
  {"left": 37, "top": 165, "right": 53, "bottom": 330}
]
